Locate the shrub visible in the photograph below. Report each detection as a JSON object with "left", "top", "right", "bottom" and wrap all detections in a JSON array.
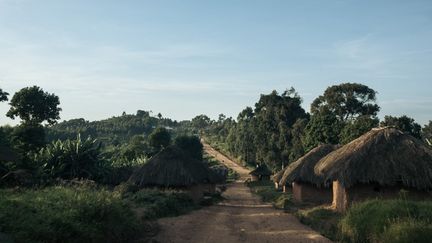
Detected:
[
  {"left": 32, "top": 135, "right": 108, "bottom": 182},
  {"left": 0, "top": 186, "right": 141, "bottom": 243},
  {"left": 379, "top": 219, "right": 432, "bottom": 243},
  {"left": 128, "top": 189, "right": 196, "bottom": 219},
  {"left": 340, "top": 199, "right": 432, "bottom": 243},
  {"left": 296, "top": 207, "right": 342, "bottom": 240}
]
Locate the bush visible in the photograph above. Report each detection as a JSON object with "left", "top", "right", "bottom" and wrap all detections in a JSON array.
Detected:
[
  {"left": 127, "top": 189, "right": 196, "bottom": 219},
  {"left": 340, "top": 199, "right": 432, "bottom": 243},
  {"left": 379, "top": 219, "right": 432, "bottom": 243},
  {"left": 31, "top": 135, "right": 108, "bottom": 182},
  {"left": 0, "top": 186, "right": 141, "bottom": 243},
  {"left": 296, "top": 207, "right": 342, "bottom": 240}
]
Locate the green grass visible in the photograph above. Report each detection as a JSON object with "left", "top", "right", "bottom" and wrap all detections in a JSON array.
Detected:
[
  {"left": 0, "top": 186, "right": 141, "bottom": 243},
  {"left": 296, "top": 207, "right": 342, "bottom": 240},
  {"left": 247, "top": 180, "right": 293, "bottom": 209},
  {"left": 203, "top": 153, "right": 239, "bottom": 182},
  {"left": 126, "top": 189, "right": 197, "bottom": 219},
  {"left": 340, "top": 199, "right": 432, "bottom": 243}
]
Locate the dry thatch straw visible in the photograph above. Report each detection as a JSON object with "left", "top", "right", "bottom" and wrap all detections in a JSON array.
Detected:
[
  {"left": 279, "top": 144, "right": 340, "bottom": 187},
  {"left": 315, "top": 128, "right": 432, "bottom": 190},
  {"left": 272, "top": 169, "right": 285, "bottom": 183},
  {"left": 249, "top": 164, "right": 272, "bottom": 176},
  {"left": 129, "top": 145, "right": 222, "bottom": 188}
]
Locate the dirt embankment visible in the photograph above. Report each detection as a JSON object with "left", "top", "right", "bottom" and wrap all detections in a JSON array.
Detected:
[{"left": 153, "top": 143, "right": 331, "bottom": 243}]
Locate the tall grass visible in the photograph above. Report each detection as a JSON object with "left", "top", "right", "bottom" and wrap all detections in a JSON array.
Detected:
[
  {"left": 0, "top": 186, "right": 141, "bottom": 243},
  {"left": 340, "top": 199, "right": 432, "bottom": 243}
]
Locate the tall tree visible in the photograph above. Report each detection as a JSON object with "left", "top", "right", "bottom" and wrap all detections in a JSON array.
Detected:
[
  {"left": 339, "top": 116, "right": 379, "bottom": 144},
  {"left": 311, "top": 83, "right": 380, "bottom": 122},
  {"left": 7, "top": 86, "right": 61, "bottom": 125},
  {"left": 380, "top": 115, "right": 422, "bottom": 139},
  {"left": 306, "top": 83, "right": 380, "bottom": 147}
]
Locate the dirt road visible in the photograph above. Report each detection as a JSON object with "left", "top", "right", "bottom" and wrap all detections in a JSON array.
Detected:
[{"left": 153, "top": 143, "right": 331, "bottom": 243}]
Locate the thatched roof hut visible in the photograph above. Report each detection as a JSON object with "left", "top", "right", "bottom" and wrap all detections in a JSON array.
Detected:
[
  {"left": 279, "top": 144, "right": 340, "bottom": 187},
  {"left": 272, "top": 169, "right": 284, "bottom": 183},
  {"left": 129, "top": 145, "right": 221, "bottom": 188},
  {"left": 272, "top": 169, "right": 285, "bottom": 189},
  {"left": 249, "top": 164, "right": 272, "bottom": 181},
  {"left": 315, "top": 128, "right": 432, "bottom": 190}
]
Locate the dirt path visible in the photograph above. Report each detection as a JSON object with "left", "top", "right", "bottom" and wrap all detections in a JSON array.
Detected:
[{"left": 153, "top": 143, "right": 331, "bottom": 243}]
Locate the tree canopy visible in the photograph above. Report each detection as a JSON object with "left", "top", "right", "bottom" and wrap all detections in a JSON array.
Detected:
[
  {"left": 7, "top": 86, "right": 61, "bottom": 125},
  {"left": 311, "top": 83, "right": 380, "bottom": 121},
  {"left": 0, "top": 88, "right": 8, "bottom": 102},
  {"left": 380, "top": 115, "right": 422, "bottom": 139}
]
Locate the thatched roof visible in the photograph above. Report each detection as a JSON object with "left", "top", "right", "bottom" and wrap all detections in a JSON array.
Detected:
[
  {"left": 129, "top": 145, "right": 222, "bottom": 188},
  {"left": 279, "top": 144, "right": 340, "bottom": 187},
  {"left": 272, "top": 169, "right": 285, "bottom": 183},
  {"left": 315, "top": 128, "right": 432, "bottom": 190},
  {"left": 249, "top": 164, "right": 272, "bottom": 176}
]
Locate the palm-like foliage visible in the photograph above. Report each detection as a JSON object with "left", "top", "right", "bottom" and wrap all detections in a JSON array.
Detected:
[{"left": 33, "top": 135, "right": 107, "bottom": 180}]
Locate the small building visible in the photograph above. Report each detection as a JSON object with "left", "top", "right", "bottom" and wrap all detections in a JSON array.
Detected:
[
  {"left": 279, "top": 144, "right": 340, "bottom": 204},
  {"left": 128, "top": 145, "right": 222, "bottom": 202},
  {"left": 316, "top": 128, "right": 432, "bottom": 212},
  {"left": 249, "top": 164, "right": 272, "bottom": 182}
]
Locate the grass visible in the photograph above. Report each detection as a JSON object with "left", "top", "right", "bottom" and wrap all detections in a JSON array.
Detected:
[
  {"left": 203, "top": 153, "right": 239, "bottom": 182},
  {"left": 296, "top": 207, "right": 342, "bottom": 241},
  {"left": 0, "top": 186, "right": 141, "bottom": 243},
  {"left": 340, "top": 199, "right": 432, "bottom": 243},
  {"left": 126, "top": 188, "right": 198, "bottom": 220},
  {"left": 0, "top": 183, "right": 203, "bottom": 243},
  {"left": 247, "top": 180, "right": 293, "bottom": 209}
]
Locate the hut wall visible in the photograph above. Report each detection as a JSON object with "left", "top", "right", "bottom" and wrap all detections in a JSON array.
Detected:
[
  {"left": 261, "top": 175, "right": 270, "bottom": 181},
  {"left": 187, "top": 184, "right": 206, "bottom": 203},
  {"left": 332, "top": 181, "right": 349, "bottom": 212},
  {"left": 292, "top": 182, "right": 332, "bottom": 204},
  {"left": 250, "top": 175, "right": 259, "bottom": 182},
  {"left": 332, "top": 181, "right": 432, "bottom": 212}
]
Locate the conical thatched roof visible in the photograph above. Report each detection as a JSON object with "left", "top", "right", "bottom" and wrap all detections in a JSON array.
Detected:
[
  {"left": 249, "top": 164, "right": 272, "bottom": 176},
  {"left": 272, "top": 169, "right": 285, "bottom": 183},
  {"left": 129, "top": 145, "right": 221, "bottom": 188},
  {"left": 279, "top": 144, "right": 340, "bottom": 187},
  {"left": 315, "top": 128, "right": 432, "bottom": 190}
]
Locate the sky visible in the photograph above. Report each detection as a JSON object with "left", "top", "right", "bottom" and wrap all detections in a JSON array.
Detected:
[{"left": 0, "top": 0, "right": 431, "bottom": 125}]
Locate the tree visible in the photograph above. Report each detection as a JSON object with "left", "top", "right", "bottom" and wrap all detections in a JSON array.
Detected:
[
  {"left": 148, "top": 127, "right": 171, "bottom": 152},
  {"left": 380, "top": 115, "right": 422, "bottom": 139},
  {"left": 7, "top": 86, "right": 61, "bottom": 125},
  {"left": 303, "top": 109, "right": 343, "bottom": 150},
  {"left": 339, "top": 116, "right": 379, "bottom": 144},
  {"left": 422, "top": 121, "right": 432, "bottom": 146},
  {"left": 0, "top": 88, "right": 8, "bottom": 102},
  {"left": 174, "top": 135, "right": 203, "bottom": 160},
  {"left": 311, "top": 83, "right": 380, "bottom": 122}
]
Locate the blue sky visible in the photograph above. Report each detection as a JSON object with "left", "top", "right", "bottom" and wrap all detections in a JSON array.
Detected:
[{"left": 0, "top": 0, "right": 431, "bottom": 125}]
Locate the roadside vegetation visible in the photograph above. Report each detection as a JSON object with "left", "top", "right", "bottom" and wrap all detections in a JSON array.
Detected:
[{"left": 247, "top": 180, "right": 293, "bottom": 210}]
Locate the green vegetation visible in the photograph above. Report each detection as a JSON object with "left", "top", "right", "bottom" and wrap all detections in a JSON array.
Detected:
[
  {"left": 247, "top": 180, "right": 292, "bottom": 209},
  {"left": 340, "top": 199, "right": 432, "bottom": 243},
  {"left": 0, "top": 186, "right": 141, "bottom": 243},
  {"left": 296, "top": 207, "right": 342, "bottom": 240},
  {"left": 295, "top": 199, "right": 432, "bottom": 243},
  {"left": 126, "top": 189, "right": 197, "bottom": 219}
]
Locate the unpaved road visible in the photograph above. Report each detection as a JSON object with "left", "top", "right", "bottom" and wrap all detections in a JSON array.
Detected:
[{"left": 153, "top": 143, "right": 331, "bottom": 243}]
